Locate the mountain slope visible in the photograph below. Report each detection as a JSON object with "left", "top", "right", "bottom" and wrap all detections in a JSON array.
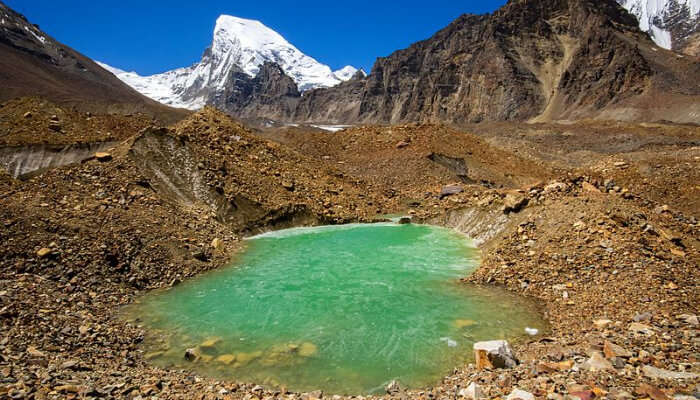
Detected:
[
  {"left": 284, "top": 0, "right": 699, "bottom": 125},
  {"left": 102, "top": 15, "right": 361, "bottom": 110},
  {"left": 617, "top": 0, "right": 700, "bottom": 55},
  {"left": 0, "top": 1, "right": 187, "bottom": 123}
]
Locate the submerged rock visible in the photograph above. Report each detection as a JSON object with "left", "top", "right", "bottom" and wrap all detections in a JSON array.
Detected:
[
  {"left": 473, "top": 340, "right": 518, "bottom": 369},
  {"left": 298, "top": 342, "right": 318, "bottom": 357},
  {"left": 184, "top": 348, "right": 198, "bottom": 362}
]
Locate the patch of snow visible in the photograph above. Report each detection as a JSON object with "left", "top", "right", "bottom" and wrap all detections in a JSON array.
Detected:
[
  {"left": 310, "top": 124, "right": 352, "bottom": 132},
  {"left": 24, "top": 25, "right": 46, "bottom": 44},
  {"left": 618, "top": 0, "right": 700, "bottom": 49},
  {"left": 333, "top": 66, "right": 365, "bottom": 81}
]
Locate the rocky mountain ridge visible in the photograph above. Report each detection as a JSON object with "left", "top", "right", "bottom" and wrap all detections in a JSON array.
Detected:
[
  {"left": 216, "top": 0, "right": 700, "bottom": 125},
  {"left": 0, "top": 1, "right": 186, "bottom": 123}
]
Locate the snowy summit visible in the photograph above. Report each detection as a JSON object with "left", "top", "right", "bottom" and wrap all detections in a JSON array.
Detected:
[{"left": 99, "top": 15, "right": 361, "bottom": 110}]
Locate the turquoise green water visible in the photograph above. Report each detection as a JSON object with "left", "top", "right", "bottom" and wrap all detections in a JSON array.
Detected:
[{"left": 127, "top": 223, "right": 545, "bottom": 394}]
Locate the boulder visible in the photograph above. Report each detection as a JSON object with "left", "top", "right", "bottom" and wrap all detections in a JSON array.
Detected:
[
  {"left": 473, "top": 340, "right": 517, "bottom": 369},
  {"left": 503, "top": 193, "right": 529, "bottom": 214}
]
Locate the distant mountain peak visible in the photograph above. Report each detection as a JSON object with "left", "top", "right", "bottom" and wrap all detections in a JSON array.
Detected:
[
  {"left": 101, "top": 14, "right": 361, "bottom": 110},
  {"left": 333, "top": 66, "right": 366, "bottom": 81}
]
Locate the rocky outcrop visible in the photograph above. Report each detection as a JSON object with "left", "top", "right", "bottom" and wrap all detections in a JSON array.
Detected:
[{"left": 214, "top": 62, "right": 301, "bottom": 121}]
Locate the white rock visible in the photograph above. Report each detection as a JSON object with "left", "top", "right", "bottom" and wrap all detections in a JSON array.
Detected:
[
  {"left": 642, "top": 365, "right": 700, "bottom": 380},
  {"left": 473, "top": 340, "right": 518, "bottom": 368},
  {"left": 458, "top": 382, "right": 482, "bottom": 399},
  {"left": 507, "top": 388, "right": 535, "bottom": 400}
]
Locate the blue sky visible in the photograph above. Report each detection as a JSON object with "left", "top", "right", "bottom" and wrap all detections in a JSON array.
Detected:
[{"left": 6, "top": 0, "right": 506, "bottom": 75}]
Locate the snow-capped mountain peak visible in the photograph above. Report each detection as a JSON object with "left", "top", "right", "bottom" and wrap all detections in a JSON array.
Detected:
[
  {"left": 617, "top": 0, "right": 700, "bottom": 51},
  {"left": 99, "top": 14, "right": 362, "bottom": 110},
  {"left": 333, "top": 66, "right": 366, "bottom": 81}
]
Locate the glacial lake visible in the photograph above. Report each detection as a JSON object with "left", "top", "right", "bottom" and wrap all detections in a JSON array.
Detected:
[{"left": 126, "top": 223, "right": 545, "bottom": 394}]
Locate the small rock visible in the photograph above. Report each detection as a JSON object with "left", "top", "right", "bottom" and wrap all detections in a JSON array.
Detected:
[
  {"left": 583, "top": 351, "right": 613, "bottom": 371},
  {"left": 569, "top": 391, "right": 595, "bottom": 400},
  {"left": 582, "top": 182, "right": 601, "bottom": 193},
  {"left": 215, "top": 354, "right": 236, "bottom": 365},
  {"left": 211, "top": 238, "right": 223, "bottom": 250},
  {"left": 629, "top": 322, "right": 655, "bottom": 335},
  {"left": 298, "top": 342, "right": 317, "bottom": 357},
  {"left": 192, "top": 250, "right": 209, "bottom": 262},
  {"left": 636, "top": 383, "right": 670, "bottom": 400},
  {"left": 642, "top": 365, "right": 700, "bottom": 380},
  {"left": 27, "top": 346, "right": 45, "bottom": 358},
  {"left": 398, "top": 217, "right": 412, "bottom": 224},
  {"left": 184, "top": 348, "right": 198, "bottom": 361},
  {"left": 506, "top": 388, "right": 535, "bottom": 400},
  {"left": 439, "top": 185, "right": 463, "bottom": 199},
  {"left": 593, "top": 319, "right": 613, "bottom": 329},
  {"left": 282, "top": 180, "right": 295, "bottom": 191},
  {"left": 678, "top": 314, "right": 698, "bottom": 326},
  {"left": 473, "top": 340, "right": 518, "bottom": 369},
  {"left": 60, "top": 360, "right": 79, "bottom": 370},
  {"left": 396, "top": 141, "right": 410, "bottom": 149},
  {"left": 604, "top": 341, "right": 632, "bottom": 359},
  {"left": 543, "top": 182, "right": 567, "bottom": 194},
  {"left": 458, "top": 382, "right": 482, "bottom": 399},
  {"left": 36, "top": 248, "right": 52, "bottom": 258},
  {"left": 634, "top": 312, "right": 653, "bottom": 322},
  {"left": 23, "top": 111, "right": 32, "bottom": 118},
  {"left": 48, "top": 122, "right": 62, "bottom": 132},
  {"left": 95, "top": 152, "right": 112, "bottom": 162}
]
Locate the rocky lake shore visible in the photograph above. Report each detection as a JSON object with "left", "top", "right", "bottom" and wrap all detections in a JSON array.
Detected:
[{"left": 0, "top": 100, "right": 698, "bottom": 399}]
